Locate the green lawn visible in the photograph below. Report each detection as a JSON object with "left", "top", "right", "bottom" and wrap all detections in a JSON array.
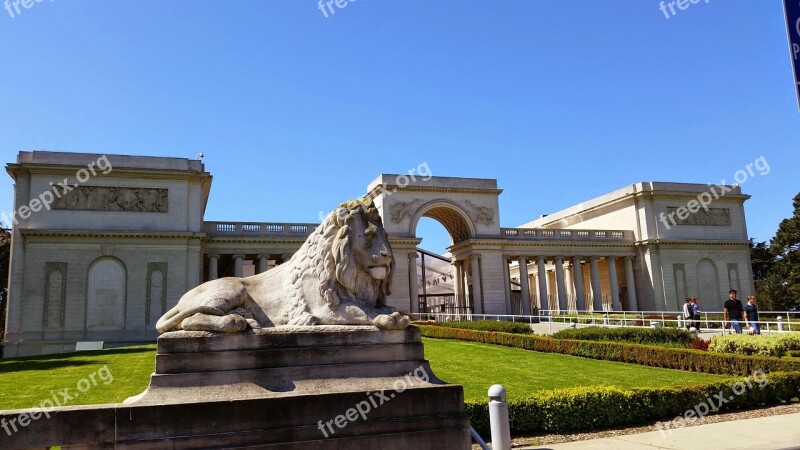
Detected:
[
  {"left": 0, "top": 345, "right": 155, "bottom": 410},
  {"left": 422, "top": 337, "right": 730, "bottom": 401},
  {"left": 0, "top": 338, "right": 731, "bottom": 410}
]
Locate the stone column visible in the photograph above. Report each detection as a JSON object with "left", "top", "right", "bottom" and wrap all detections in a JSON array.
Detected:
[
  {"left": 625, "top": 256, "right": 639, "bottom": 311},
  {"left": 517, "top": 256, "right": 532, "bottom": 315},
  {"left": 208, "top": 254, "right": 219, "bottom": 280},
  {"left": 502, "top": 257, "right": 512, "bottom": 314},
  {"left": 554, "top": 256, "right": 567, "bottom": 314},
  {"left": 470, "top": 254, "right": 483, "bottom": 314},
  {"left": 257, "top": 254, "right": 270, "bottom": 274},
  {"left": 608, "top": 256, "right": 621, "bottom": 311},
  {"left": 589, "top": 256, "right": 603, "bottom": 311},
  {"left": 572, "top": 256, "right": 586, "bottom": 311},
  {"left": 536, "top": 256, "right": 548, "bottom": 311},
  {"left": 408, "top": 253, "right": 419, "bottom": 314},
  {"left": 564, "top": 262, "right": 574, "bottom": 312},
  {"left": 233, "top": 254, "right": 244, "bottom": 277},
  {"left": 452, "top": 260, "right": 462, "bottom": 312}
]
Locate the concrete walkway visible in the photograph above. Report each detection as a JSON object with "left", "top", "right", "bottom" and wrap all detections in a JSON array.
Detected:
[{"left": 520, "top": 413, "right": 800, "bottom": 449}]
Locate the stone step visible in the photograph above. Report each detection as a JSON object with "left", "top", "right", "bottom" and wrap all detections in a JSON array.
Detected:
[
  {"left": 149, "top": 359, "right": 436, "bottom": 388},
  {"left": 115, "top": 385, "right": 469, "bottom": 449},
  {"left": 157, "top": 326, "right": 419, "bottom": 354},
  {"left": 156, "top": 342, "right": 424, "bottom": 374}
]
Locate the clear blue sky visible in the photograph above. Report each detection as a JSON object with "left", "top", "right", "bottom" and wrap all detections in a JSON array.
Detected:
[{"left": 0, "top": 1, "right": 798, "bottom": 255}]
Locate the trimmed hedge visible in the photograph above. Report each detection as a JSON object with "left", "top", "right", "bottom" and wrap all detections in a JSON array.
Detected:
[
  {"left": 435, "top": 320, "right": 534, "bottom": 334},
  {"left": 551, "top": 326, "right": 695, "bottom": 347},
  {"left": 709, "top": 333, "right": 800, "bottom": 357},
  {"left": 417, "top": 326, "right": 800, "bottom": 375},
  {"left": 465, "top": 372, "right": 800, "bottom": 435}
]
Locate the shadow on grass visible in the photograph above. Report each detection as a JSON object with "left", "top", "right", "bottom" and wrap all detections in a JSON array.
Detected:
[{"left": 0, "top": 346, "right": 155, "bottom": 373}]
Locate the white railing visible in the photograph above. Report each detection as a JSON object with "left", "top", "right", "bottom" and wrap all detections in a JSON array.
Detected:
[
  {"left": 410, "top": 309, "right": 799, "bottom": 335},
  {"left": 501, "top": 228, "right": 634, "bottom": 242},
  {"left": 204, "top": 221, "right": 318, "bottom": 237}
]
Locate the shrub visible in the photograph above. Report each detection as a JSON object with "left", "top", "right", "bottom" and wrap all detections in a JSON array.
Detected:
[
  {"left": 551, "top": 326, "right": 695, "bottom": 347},
  {"left": 436, "top": 320, "right": 533, "bottom": 334},
  {"left": 466, "top": 373, "right": 800, "bottom": 436},
  {"left": 709, "top": 333, "right": 800, "bottom": 357},
  {"left": 417, "top": 326, "right": 800, "bottom": 375}
]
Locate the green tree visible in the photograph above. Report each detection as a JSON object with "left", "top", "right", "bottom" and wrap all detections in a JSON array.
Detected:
[{"left": 754, "top": 193, "right": 800, "bottom": 311}]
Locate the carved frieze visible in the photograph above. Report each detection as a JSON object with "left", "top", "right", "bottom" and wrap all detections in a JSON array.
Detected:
[
  {"left": 465, "top": 200, "right": 494, "bottom": 226},
  {"left": 51, "top": 186, "right": 168, "bottom": 213},
  {"left": 389, "top": 199, "right": 421, "bottom": 223},
  {"left": 666, "top": 207, "right": 730, "bottom": 226}
]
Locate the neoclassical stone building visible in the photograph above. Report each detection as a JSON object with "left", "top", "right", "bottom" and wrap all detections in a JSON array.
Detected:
[{"left": 1, "top": 152, "right": 755, "bottom": 356}]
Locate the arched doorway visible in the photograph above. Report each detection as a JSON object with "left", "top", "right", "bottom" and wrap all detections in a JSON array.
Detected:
[
  {"left": 696, "top": 258, "right": 721, "bottom": 308},
  {"left": 411, "top": 203, "right": 475, "bottom": 315},
  {"left": 86, "top": 257, "right": 127, "bottom": 332}
]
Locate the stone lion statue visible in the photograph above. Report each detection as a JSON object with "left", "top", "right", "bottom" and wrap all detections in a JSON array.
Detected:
[{"left": 156, "top": 197, "right": 411, "bottom": 333}]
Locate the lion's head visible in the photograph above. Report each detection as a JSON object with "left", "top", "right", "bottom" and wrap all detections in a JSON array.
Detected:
[{"left": 316, "top": 197, "right": 395, "bottom": 308}]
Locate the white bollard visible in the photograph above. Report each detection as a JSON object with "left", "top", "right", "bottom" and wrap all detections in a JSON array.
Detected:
[
  {"left": 488, "top": 385, "right": 511, "bottom": 450},
  {"left": 777, "top": 316, "right": 784, "bottom": 332},
  {"left": 677, "top": 315, "right": 683, "bottom": 329}
]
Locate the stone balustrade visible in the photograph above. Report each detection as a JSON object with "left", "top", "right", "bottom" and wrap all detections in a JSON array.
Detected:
[
  {"left": 204, "top": 221, "right": 319, "bottom": 237},
  {"left": 501, "top": 228, "right": 634, "bottom": 242}
]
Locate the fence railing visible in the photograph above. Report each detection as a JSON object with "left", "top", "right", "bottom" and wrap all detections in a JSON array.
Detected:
[
  {"left": 410, "top": 309, "right": 799, "bottom": 335},
  {"left": 204, "top": 221, "right": 318, "bottom": 237}
]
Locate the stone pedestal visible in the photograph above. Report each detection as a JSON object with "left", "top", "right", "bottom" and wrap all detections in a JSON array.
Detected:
[{"left": 1, "top": 326, "right": 471, "bottom": 449}]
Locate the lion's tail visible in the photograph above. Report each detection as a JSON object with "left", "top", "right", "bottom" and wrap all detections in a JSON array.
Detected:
[{"left": 155, "top": 304, "right": 227, "bottom": 333}]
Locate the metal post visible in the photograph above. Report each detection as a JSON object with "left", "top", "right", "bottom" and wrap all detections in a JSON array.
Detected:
[
  {"left": 777, "top": 316, "right": 784, "bottom": 332},
  {"left": 488, "top": 385, "right": 511, "bottom": 450}
]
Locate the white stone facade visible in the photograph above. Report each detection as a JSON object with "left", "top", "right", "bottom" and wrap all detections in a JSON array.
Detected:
[{"left": 1, "top": 153, "right": 755, "bottom": 356}]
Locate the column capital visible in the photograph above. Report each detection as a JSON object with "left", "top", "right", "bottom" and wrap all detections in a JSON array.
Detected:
[
  {"left": 232, "top": 254, "right": 245, "bottom": 260},
  {"left": 257, "top": 253, "right": 271, "bottom": 260},
  {"left": 207, "top": 253, "right": 220, "bottom": 260}
]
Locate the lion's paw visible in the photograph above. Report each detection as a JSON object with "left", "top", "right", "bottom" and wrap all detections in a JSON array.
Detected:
[
  {"left": 373, "top": 311, "right": 411, "bottom": 330},
  {"left": 181, "top": 313, "right": 248, "bottom": 333}
]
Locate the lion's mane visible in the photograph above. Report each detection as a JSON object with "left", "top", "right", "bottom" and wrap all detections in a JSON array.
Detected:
[{"left": 280, "top": 197, "right": 394, "bottom": 323}]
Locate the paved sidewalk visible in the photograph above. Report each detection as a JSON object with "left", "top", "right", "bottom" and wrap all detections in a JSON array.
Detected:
[{"left": 519, "top": 413, "right": 800, "bottom": 449}]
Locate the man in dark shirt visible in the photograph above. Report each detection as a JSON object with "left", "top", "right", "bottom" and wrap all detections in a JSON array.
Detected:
[
  {"left": 744, "top": 295, "right": 760, "bottom": 335},
  {"left": 723, "top": 289, "right": 745, "bottom": 334}
]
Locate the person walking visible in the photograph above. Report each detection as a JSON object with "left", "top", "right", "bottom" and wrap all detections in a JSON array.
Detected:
[
  {"left": 723, "top": 289, "right": 745, "bottom": 334},
  {"left": 745, "top": 295, "right": 761, "bottom": 335},
  {"left": 691, "top": 297, "right": 701, "bottom": 331},
  {"left": 683, "top": 298, "right": 693, "bottom": 330}
]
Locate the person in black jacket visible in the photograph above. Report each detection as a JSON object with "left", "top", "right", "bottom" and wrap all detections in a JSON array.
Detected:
[{"left": 723, "top": 289, "right": 745, "bottom": 334}]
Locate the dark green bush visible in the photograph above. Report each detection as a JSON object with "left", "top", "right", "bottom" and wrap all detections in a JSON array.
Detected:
[
  {"left": 551, "top": 326, "right": 695, "bottom": 347},
  {"left": 416, "top": 326, "right": 800, "bottom": 375},
  {"left": 436, "top": 320, "right": 533, "bottom": 334},
  {"left": 466, "top": 373, "right": 800, "bottom": 436}
]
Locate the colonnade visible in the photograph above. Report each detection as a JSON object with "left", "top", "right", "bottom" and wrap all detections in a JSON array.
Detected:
[
  {"left": 205, "top": 253, "right": 292, "bottom": 280},
  {"left": 511, "top": 255, "right": 639, "bottom": 313}
]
